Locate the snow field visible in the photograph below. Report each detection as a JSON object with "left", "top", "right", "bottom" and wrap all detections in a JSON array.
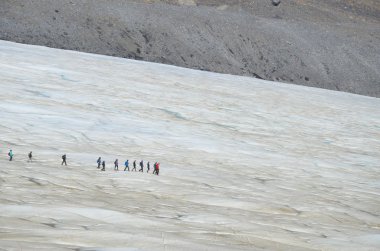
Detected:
[{"left": 0, "top": 40, "right": 380, "bottom": 250}]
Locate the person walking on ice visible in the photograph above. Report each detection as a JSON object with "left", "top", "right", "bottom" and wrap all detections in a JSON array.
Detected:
[
  {"left": 156, "top": 162, "right": 160, "bottom": 175},
  {"left": 8, "top": 150, "right": 13, "bottom": 161},
  {"left": 147, "top": 161, "right": 150, "bottom": 173},
  {"left": 139, "top": 160, "right": 144, "bottom": 172},
  {"left": 124, "top": 160, "right": 129, "bottom": 171},
  {"left": 61, "top": 154, "right": 67, "bottom": 166},
  {"left": 101, "top": 160, "right": 106, "bottom": 171},
  {"left": 132, "top": 160, "right": 137, "bottom": 171},
  {"left": 97, "top": 157, "right": 101, "bottom": 169},
  {"left": 28, "top": 151, "right": 33, "bottom": 162},
  {"left": 114, "top": 159, "right": 119, "bottom": 171},
  {"left": 153, "top": 162, "right": 160, "bottom": 175},
  {"left": 153, "top": 162, "right": 157, "bottom": 175}
]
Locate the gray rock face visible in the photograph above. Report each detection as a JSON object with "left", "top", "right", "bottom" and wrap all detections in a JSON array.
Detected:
[
  {"left": 272, "top": 0, "right": 281, "bottom": 6},
  {"left": 0, "top": 0, "right": 379, "bottom": 97}
]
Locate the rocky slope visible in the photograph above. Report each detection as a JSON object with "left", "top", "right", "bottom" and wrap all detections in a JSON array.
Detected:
[{"left": 1, "top": 0, "right": 379, "bottom": 96}]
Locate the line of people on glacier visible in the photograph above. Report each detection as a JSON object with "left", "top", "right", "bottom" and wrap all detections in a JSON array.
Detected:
[
  {"left": 4, "top": 150, "right": 160, "bottom": 176},
  {"left": 96, "top": 157, "right": 160, "bottom": 175},
  {"left": 6, "top": 149, "right": 61, "bottom": 164},
  {"left": 6, "top": 150, "right": 30, "bottom": 162}
]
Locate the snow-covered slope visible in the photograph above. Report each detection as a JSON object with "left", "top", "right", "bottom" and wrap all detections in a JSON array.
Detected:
[{"left": 0, "top": 40, "right": 379, "bottom": 250}]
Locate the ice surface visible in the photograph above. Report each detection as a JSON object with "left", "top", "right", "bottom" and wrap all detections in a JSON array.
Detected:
[{"left": 0, "top": 40, "right": 379, "bottom": 250}]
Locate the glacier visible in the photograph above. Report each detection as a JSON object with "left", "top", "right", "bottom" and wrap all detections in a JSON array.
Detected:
[{"left": 0, "top": 40, "right": 379, "bottom": 250}]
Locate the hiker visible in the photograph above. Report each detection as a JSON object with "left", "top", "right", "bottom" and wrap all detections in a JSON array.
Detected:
[
  {"left": 8, "top": 150, "right": 13, "bottom": 161},
  {"left": 97, "top": 157, "right": 101, "bottom": 168},
  {"left": 153, "top": 162, "right": 157, "bottom": 175},
  {"left": 101, "top": 160, "right": 106, "bottom": 171},
  {"left": 61, "top": 154, "right": 67, "bottom": 165},
  {"left": 132, "top": 160, "right": 137, "bottom": 171},
  {"left": 139, "top": 160, "right": 144, "bottom": 172},
  {"left": 152, "top": 162, "right": 160, "bottom": 176},
  {"left": 28, "top": 151, "right": 33, "bottom": 162},
  {"left": 155, "top": 162, "right": 160, "bottom": 175},
  {"left": 114, "top": 159, "right": 119, "bottom": 171},
  {"left": 124, "top": 160, "right": 129, "bottom": 171},
  {"left": 147, "top": 161, "right": 150, "bottom": 173}
]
